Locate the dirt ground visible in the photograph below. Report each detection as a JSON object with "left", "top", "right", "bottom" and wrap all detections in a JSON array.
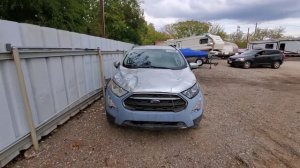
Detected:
[{"left": 7, "top": 60, "right": 300, "bottom": 168}]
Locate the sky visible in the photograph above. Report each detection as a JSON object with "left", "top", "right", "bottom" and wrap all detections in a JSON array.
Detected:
[{"left": 141, "top": 0, "right": 300, "bottom": 37}]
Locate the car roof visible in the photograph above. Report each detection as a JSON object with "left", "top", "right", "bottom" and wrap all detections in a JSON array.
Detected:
[
  {"left": 252, "top": 49, "right": 281, "bottom": 51},
  {"left": 132, "top": 45, "right": 176, "bottom": 50}
]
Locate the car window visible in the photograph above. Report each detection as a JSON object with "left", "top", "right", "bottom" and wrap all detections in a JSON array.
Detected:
[
  {"left": 271, "top": 50, "right": 281, "bottom": 54},
  {"left": 199, "top": 38, "right": 208, "bottom": 44},
  {"left": 264, "top": 50, "right": 273, "bottom": 55},
  {"left": 265, "top": 50, "right": 281, "bottom": 55},
  {"left": 123, "top": 49, "right": 187, "bottom": 70},
  {"left": 241, "top": 50, "right": 259, "bottom": 55},
  {"left": 260, "top": 51, "right": 266, "bottom": 55},
  {"left": 255, "top": 51, "right": 265, "bottom": 55}
]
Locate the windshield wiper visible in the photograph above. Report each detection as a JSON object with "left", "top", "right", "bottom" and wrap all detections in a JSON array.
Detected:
[
  {"left": 140, "top": 66, "right": 178, "bottom": 70},
  {"left": 124, "top": 64, "right": 138, "bottom": 69}
]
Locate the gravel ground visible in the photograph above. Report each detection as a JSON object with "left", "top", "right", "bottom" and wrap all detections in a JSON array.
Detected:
[{"left": 7, "top": 60, "right": 300, "bottom": 168}]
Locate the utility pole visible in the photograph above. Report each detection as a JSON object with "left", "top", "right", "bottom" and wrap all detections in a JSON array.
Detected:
[
  {"left": 236, "top": 25, "right": 240, "bottom": 33},
  {"left": 254, "top": 22, "right": 258, "bottom": 35},
  {"left": 246, "top": 27, "right": 250, "bottom": 43},
  {"left": 99, "top": 0, "right": 105, "bottom": 37}
]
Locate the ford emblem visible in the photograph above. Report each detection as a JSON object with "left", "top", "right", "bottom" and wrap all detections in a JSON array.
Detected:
[{"left": 150, "top": 99, "right": 160, "bottom": 104}]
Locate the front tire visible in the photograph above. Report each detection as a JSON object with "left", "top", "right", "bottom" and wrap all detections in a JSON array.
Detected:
[
  {"left": 243, "top": 61, "right": 251, "bottom": 69},
  {"left": 271, "top": 61, "right": 281, "bottom": 69}
]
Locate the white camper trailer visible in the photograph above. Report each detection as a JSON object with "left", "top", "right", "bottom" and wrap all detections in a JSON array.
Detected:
[
  {"left": 248, "top": 39, "right": 300, "bottom": 56},
  {"left": 247, "top": 40, "right": 279, "bottom": 50},
  {"left": 278, "top": 39, "right": 300, "bottom": 55},
  {"left": 159, "top": 34, "right": 238, "bottom": 57}
]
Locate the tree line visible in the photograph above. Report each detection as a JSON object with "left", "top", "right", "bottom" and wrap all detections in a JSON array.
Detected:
[{"left": 0, "top": 0, "right": 291, "bottom": 48}]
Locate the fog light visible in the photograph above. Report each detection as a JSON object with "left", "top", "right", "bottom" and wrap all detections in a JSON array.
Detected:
[
  {"left": 192, "top": 101, "right": 202, "bottom": 112},
  {"left": 107, "top": 96, "right": 117, "bottom": 108}
]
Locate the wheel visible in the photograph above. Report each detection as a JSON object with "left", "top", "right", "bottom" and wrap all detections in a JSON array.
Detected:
[
  {"left": 271, "top": 61, "right": 281, "bottom": 69},
  {"left": 195, "top": 59, "right": 203, "bottom": 66},
  {"left": 243, "top": 61, "right": 251, "bottom": 69}
]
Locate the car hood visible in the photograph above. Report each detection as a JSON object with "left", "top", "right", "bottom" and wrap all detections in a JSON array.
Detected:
[
  {"left": 113, "top": 67, "right": 197, "bottom": 93},
  {"left": 230, "top": 55, "right": 245, "bottom": 59}
]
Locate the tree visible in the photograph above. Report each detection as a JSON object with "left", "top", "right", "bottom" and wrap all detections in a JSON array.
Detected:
[
  {"left": 163, "top": 20, "right": 210, "bottom": 38},
  {"left": 208, "top": 23, "right": 228, "bottom": 40},
  {"left": 228, "top": 30, "right": 248, "bottom": 48},
  {"left": 227, "top": 27, "right": 286, "bottom": 48},
  {"left": 104, "top": 0, "right": 147, "bottom": 44},
  {"left": 0, "top": 0, "right": 95, "bottom": 34},
  {"left": 0, "top": 0, "right": 148, "bottom": 44},
  {"left": 252, "top": 27, "right": 285, "bottom": 41},
  {"left": 142, "top": 23, "right": 170, "bottom": 45}
]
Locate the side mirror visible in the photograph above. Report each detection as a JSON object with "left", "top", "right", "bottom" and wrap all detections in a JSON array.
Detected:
[
  {"left": 113, "top": 62, "right": 120, "bottom": 69},
  {"left": 189, "top": 62, "right": 199, "bottom": 69},
  {"left": 254, "top": 54, "right": 259, "bottom": 57}
]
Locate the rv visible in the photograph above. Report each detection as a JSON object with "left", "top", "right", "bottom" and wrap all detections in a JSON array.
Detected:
[
  {"left": 158, "top": 34, "right": 238, "bottom": 57},
  {"left": 248, "top": 39, "right": 300, "bottom": 56},
  {"left": 278, "top": 39, "right": 300, "bottom": 55},
  {"left": 247, "top": 40, "right": 279, "bottom": 50}
]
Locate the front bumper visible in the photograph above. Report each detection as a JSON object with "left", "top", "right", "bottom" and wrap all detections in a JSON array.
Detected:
[
  {"left": 228, "top": 59, "right": 244, "bottom": 66},
  {"left": 105, "top": 88, "right": 204, "bottom": 128}
]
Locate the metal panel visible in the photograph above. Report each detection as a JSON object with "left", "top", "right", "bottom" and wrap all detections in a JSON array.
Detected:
[
  {"left": 0, "top": 20, "right": 22, "bottom": 52},
  {"left": 57, "top": 30, "right": 72, "bottom": 48},
  {"left": 26, "top": 58, "right": 56, "bottom": 124},
  {"left": 0, "top": 62, "right": 17, "bottom": 150},
  {"left": 19, "top": 24, "right": 43, "bottom": 47},
  {"left": 46, "top": 57, "right": 68, "bottom": 112},
  {"left": 74, "top": 56, "right": 87, "bottom": 97},
  {"left": 20, "top": 60, "right": 40, "bottom": 126},
  {"left": 61, "top": 56, "right": 79, "bottom": 104},
  {"left": 71, "top": 32, "right": 82, "bottom": 48},
  {"left": 41, "top": 27, "right": 59, "bottom": 47},
  {"left": 1, "top": 61, "right": 28, "bottom": 137},
  {"left": 83, "top": 56, "right": 94, "bottom": 92}
]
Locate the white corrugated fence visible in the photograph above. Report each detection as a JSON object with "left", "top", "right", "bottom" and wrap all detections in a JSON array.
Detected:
[{"left": 0, "top": 19, "right": 133, "bottom": 167}]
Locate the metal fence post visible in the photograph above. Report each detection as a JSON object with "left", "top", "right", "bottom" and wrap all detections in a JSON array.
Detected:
[
  {"left": 123, "top": 50, "right": 126, "bottom": 59},
  {"left": 98, "top": 49, "right": 106, "bottom": 99},
  {"left": 11, "top": 47, "right": 39, "bottom": 151}
]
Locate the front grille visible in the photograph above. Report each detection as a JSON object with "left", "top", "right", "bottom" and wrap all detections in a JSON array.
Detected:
[{"left": 123, "top": 94, "right": 187, "bottom": 112}]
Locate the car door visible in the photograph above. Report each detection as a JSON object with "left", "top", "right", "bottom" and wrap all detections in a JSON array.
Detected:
[{"left": 253, "top": 51, "right": 269, "bottom": 65}]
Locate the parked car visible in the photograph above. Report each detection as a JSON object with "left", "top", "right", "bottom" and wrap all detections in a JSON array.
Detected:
[
  {"left": 105, "top": 45, "right": 204, "bottom": 129},
  {"left": 227, "top": 49, "right": 284, "bottom": 69}
]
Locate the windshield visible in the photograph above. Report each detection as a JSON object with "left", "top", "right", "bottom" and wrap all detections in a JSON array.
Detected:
[
  {"left": 123, "top": 49, "right": 187, "bottom": 69},
  {"left": 241, "top": 50, "right": 259, "bottom": 55}
]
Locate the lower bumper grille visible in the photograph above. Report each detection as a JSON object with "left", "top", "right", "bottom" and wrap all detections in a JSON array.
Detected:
[
  {"left": 123, "top": 94, "right": 187, "bottom": 112},
  {"left": 123, "top": 121, "right": 187, "bottom": 128}
]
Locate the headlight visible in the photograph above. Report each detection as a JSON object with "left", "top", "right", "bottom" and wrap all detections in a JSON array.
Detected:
[
  {"left": 109, "top": 80, "right": 128, "bottom": 97},
  {"left": 182, "top": 83, "right": 200, "bottom": 99},
  {"left": 237, "top": 58, "right": 245, "bottom": 61}
]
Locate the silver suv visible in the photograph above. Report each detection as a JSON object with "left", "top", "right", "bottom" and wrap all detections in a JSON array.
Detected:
[{"left": 105, "top": 45, "right": 204, "bottom": 129}]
